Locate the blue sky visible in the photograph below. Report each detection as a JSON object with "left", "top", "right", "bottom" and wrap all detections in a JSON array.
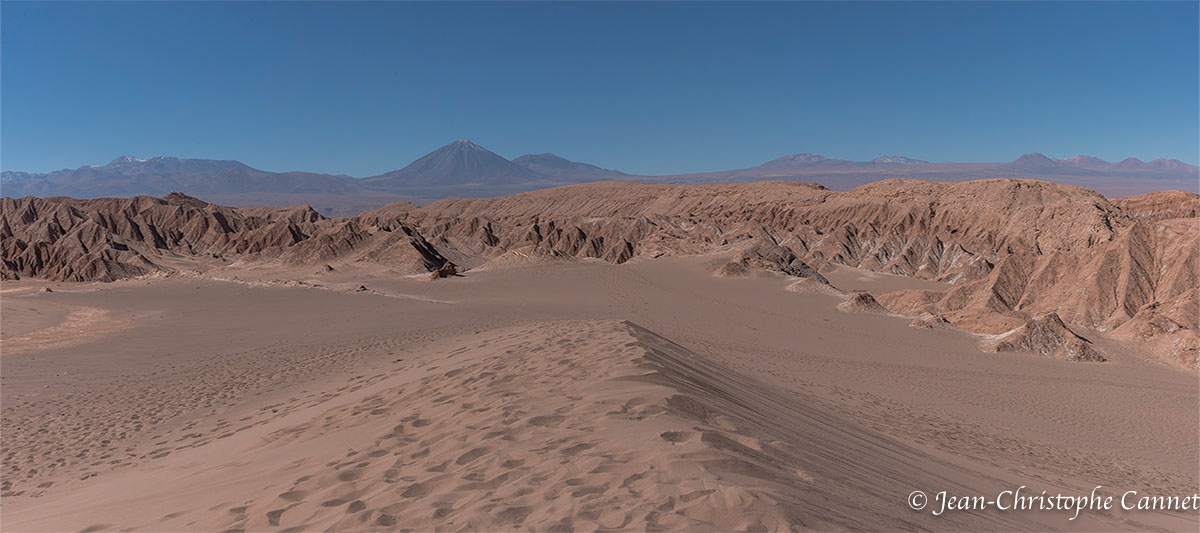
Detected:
[{"left": 2, "top": 1, "right": 1197, "bottom": 176}]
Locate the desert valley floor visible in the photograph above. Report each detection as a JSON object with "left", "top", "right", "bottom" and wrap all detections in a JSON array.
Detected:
[{"left": 1, "top": 254, "right": 1197, "bottom": 531}]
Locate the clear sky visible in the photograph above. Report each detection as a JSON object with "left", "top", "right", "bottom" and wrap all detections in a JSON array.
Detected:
[{"left": 2, "top": 1, "right": 1197, "bottom": 176}]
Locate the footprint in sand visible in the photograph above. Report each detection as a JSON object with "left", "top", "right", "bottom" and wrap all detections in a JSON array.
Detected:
[
  {"left": 455, "top": 447, "right": 489, "bottom": 465},
  {"left": 528, "top": 415, "right": 564, "bottom": 427},
  {"left": 278, "top": 490, "right": 307, "bottom": 502},
  {"left": 265, "top": 508, "right": 287, "bottom": 526}
]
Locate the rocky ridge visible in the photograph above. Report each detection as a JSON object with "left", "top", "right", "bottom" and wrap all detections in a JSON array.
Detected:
[
  {"left": 0, "top": 194, "right": 451, "bottom": 282},
  {"left": 2, "top": 180, "right": 1195, "bottom": 367}
]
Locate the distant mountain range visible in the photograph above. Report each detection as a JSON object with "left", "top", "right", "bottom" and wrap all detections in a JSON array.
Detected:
[
  {"left": 648, "top": 151, "right": 1199, "bottom": 197},
  {"left": 3, "top": 140, "right": 1196, "bottom": 214},
  {"left": 655, "top": 151, "right": 1197, "bottom": 181},
  {"left": 0, "top": 155, "right": 364, "bottom": 196}
]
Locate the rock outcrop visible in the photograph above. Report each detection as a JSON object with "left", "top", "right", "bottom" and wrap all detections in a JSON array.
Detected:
[
  {"left": 837, "top": 292, "right": 888, "bottom": 314},
  {"left": 429, "top": 262, "right": 458, "bottom": 280},
  {"left": 983, "top": 313, "right": 1106, "bottom": 362},
  {"left": 785, "top": 277, "right": 845, "bottom": 297},
  {"left": 1109, "top": 288, "right": 1199, "bottom": 368},
  {"left": 715, "top": 241, "right": 827, "bottom": 281},
  {"left": 909, "top": 312, "right": 953, "bottom": 329}
]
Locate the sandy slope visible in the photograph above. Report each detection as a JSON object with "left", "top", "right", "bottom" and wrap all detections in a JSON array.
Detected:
[
  {"left": 0, "top": 287, "right": 67, "bottom": 340},
  {"left": 1, "top": 257, "right": 1196, "bottom": 531},
  {"left": 7, "top": 319, "right": 1186, "bottom": 531}
]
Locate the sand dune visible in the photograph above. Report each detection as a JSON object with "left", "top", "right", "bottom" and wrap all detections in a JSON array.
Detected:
[
  {"left": 2, "top": 184, "right": 1197, "bottom": 531},
  {"left": 9, "top": 318, "right": 1190, "bottom": 531}
]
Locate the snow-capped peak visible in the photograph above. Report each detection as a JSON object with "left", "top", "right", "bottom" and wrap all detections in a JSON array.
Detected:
[
  {"left": 871, "top": 155, "right": 927, "bottom": 165},
  {"left": 108, "top": 155, "right": 147, "bottom": 165}
]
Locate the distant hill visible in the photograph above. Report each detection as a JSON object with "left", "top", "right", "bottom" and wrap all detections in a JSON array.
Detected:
[
  {"left": 0, "top": 156, "right": 361, "bottom": 197},
  {"left": 649, "top": 152, "right": 1199, "bottom": 197},
  {"left": 511, "top": 153, "right": 629, "bottom": 180},
  {"left": 995, "top": 153, "right": 1199, "bottom": 177},
  {"left": 756, "top": 153, "right": 857, "bottom": 170},
  {"left": 0, "top": 156, "right": 407, "bottom": 217},
  {"left": 3, "top": 144, "right": 1196, "bottom": 213},
  {"left": 998, "top": 153, "right": 1067, "bottom": 173}
]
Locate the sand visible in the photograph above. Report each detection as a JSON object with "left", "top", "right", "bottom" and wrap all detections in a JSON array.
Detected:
[{"left": 1, "top": 256, "right": 1196, "bottom": 531}]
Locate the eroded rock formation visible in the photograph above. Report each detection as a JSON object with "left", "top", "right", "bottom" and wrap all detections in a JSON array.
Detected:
[
  {"left": 983, "top": 313, "right": 1106, "bottom": 363},
  {"left": 0, "top": 194, "right": 453, "bottom": 281},
  {"left": 837, "top": 292, "right": 889, "bottom": 314},
  {"left": 3, "top": 179, "right": 1195, "bottom": 367}
]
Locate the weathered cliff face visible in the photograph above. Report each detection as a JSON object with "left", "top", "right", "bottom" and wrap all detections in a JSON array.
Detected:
[
  {"left": 899, "top": 211, "right": 1196, "bottom": 367},
  {"left": 1111, "top": 190, "right": 1200, "bottom": 222},
  {"left": 0, "top": 194, "right": 451, "bottom": 282},
  {"left": 2, "top": 179, "right": 1195, "bottom": 367},
  {"left": 378, "top": 179, "right": 1193, "bottom": 366},
  {"left": 0, "top": 194, "right": 315, "bottom": 281},
  {"left": 380, "top": 179, "right": 1126, "bottom": 283}
]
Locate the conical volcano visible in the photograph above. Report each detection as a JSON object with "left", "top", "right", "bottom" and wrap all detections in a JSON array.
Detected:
[{"left": 363, "top": 140, "right": 552, "bottom": 188}]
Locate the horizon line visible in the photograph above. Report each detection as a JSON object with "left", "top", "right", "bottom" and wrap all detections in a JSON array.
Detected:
[{"left": 4, "top": 144, "right": 1198, "bottom": 178}]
